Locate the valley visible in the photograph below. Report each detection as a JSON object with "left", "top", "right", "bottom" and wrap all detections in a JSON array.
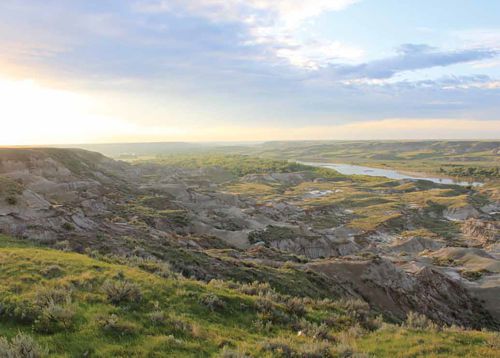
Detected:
[{"left": 0, "top": 146, "right": 499, "bottom": 357}]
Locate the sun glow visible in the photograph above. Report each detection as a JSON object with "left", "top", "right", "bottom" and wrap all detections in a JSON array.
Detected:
[
  {"left": 0, "top": 77, "right": 200, "bottom": 145},
  {"left": 0, "top": 78, "right": 118, "bottom": 145}
]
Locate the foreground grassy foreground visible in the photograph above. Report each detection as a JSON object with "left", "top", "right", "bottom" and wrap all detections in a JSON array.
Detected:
[{"left": 0, "top": 236, "right": 498, "bottom": 357}]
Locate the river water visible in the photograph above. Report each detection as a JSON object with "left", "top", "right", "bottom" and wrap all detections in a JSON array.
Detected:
[{"left": 300, "top": 161, "right": 483, "bottom": 187}]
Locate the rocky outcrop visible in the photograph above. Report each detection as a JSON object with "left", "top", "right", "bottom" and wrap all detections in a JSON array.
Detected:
[
  {"left": 443, "top": 205, "right": 480, "bottom": 221},
  {"left": 462, "top": 218, "right": 499, "bottom": 246},
  {"left": 308, "top": 257, "right": 497, "bottom": 328},
  {"left": 390, "top": 236, "right": 446, "bottom": 254}
]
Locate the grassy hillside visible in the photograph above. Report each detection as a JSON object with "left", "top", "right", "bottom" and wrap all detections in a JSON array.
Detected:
[{"left": 0, "top": 235, "right": 498, "bottom": 357}]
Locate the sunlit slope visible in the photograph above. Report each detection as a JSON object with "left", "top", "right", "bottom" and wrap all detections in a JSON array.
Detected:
[{"left": 0, "top": 236, "right": 498, "bottom": 357}]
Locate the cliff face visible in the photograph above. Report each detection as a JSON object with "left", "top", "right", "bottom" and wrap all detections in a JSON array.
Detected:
[
  {"left": 308, "top": 257, "right": 497, "bottom": 329},
  {"left": 0, "top": 148, "right": 137, "bottom": 244},
  {"left": 462, "top": 218, "right": 499, "bottom": 246}
]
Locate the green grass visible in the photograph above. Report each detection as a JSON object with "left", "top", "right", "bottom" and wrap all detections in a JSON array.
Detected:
[
  {"left": 357, "top": 327, "right": 499, "bottom": 357},
  {"left": 0, "top": 238, "right": 498, "bottom": 357}
]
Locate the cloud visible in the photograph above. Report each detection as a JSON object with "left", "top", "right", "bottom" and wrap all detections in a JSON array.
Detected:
[
  {"left": 339, "top": 74, "right": 500, "bottom": 90},
  {"left": 325, "top": 44, "right": 498, "bottom": 80},
  {"left": 134, "top": 0, "right": 363, "bottom": 69},
  {"left": 134, "top": 0, "right": 358, "bottom": 24}
]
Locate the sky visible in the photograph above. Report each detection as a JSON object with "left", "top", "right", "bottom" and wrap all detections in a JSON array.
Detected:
[{"left": 0, "top": 0, "right": 499, "bottom": 144}]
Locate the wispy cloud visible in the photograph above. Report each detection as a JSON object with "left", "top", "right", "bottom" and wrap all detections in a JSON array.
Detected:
[{"left": 323, "top": 44, "right": 498, "bottom": 80}]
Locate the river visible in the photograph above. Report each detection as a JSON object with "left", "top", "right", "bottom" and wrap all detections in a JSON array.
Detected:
[{"left": 300, "top": 161, "right": 483, "bottom": 187}]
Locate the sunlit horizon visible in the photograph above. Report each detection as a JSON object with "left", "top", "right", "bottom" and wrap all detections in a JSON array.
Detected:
[{"left": 1, "top": 1, "right": 499, "bottom": 144}]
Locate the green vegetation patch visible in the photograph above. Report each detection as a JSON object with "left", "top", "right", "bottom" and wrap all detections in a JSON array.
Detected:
[{"left": 147, "top": 154, "right": 311, "bottom": 177}]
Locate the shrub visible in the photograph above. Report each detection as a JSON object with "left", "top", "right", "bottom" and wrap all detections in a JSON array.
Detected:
[
  {"left": 255, "top": 296, "right": 274, "bottom": 314},
  {"left": 61, "top": 222, "right": 75, "bottom": 231},
  {"left": 485, "top": 332, "right": 500, "bottom": 349},
  {"left": 260, "top": 338, "right": 295, "bottom": 357},
  {"left": 34, "top": 287, "right": 71, "bottom": 307},
  {"left": 218, "top": 346, "right": 250, "bottom": 358},
  {"left": 32, "top": 286, "right": 76, "bottom": 333},
  {"left": 297, "top": 341, "right": 333, "bottom": 358},
  {"left": 40, "top": 265, "right": 63, "bottom": 279},
  {"left": 284, "top": 297, "right": 306, "bottom": 317},
  {"left": 35, "top": 301, "right": 76, "bottom": 333},
  {"left": 0, "top": 295, "right": 39, "bottom": 324},
  {"left": 6, "top": 196, "right": 17, "bottom": 205},
  {"left": 253, "top": 318, "right": 273, "bottom": 333},
  {"left": 432, "top": 257, "right": 457, "bottom": 267},
  {"left": 0, "top": 333, "right": 47, "bottom": 358},
  {"left": 460, "top": 270, "right": 487, "bottom": 281},
  {"left": 101, "top": 279, "right": 142, "bottom": 305},
  {"left": 169, "top": 317, "right": 193, "bottom": 335},
  {"left": 0, "top": 337, "right": 10, "bottom": 357},
  {"left": 53, "top": 240, "right": 71, "bottom": 252},
  {"left": 98, "top": 314, "right": 139, "bottom": 336},
  {"left": 403, "top": 311, "right": 438, "bottom": 331},
  {"left": 149, "top": 310, "right": 167, "bottom": 326},
  {"left": 238, "top": 281, "right": 273, "bottom": 296},
  {"left": 255, "top": 296, "right": 290, "bottom": 325},
  {"left": 297, "top": 320, "right": 333, "bottom": 342},
  {"left": 126, "top": 256, "right": 172, "bottom": 278},
  {"left": 332, "top": 342, "right": 357, "bottom": 358},
  {"left": 199, "top": 294, "right": 226, "bottom": 312}
]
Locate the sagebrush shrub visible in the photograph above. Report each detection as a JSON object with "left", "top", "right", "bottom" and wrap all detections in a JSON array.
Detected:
[
  {"left": 101, "top": 279, "right": 142, "bottom": 305},
  {"left": 35, "top": 301, "right": 76, "bottom": 333},
  {"left": 149, "top": 310, "right": 167, "bottom": 326},
  {"left": 40, "top": 265, "right": 63, "bottom": 279},
  {"left": 0, "top": 296, "right": 39, "bottom": 324},
  {"left": 218, "top": 346, "right": 250, "bottom": 358},
  {"left": 98, "top": 314, "right": 138, "bottom": 336},
  {"left": 0, "top": 333, "right": 47, "bottom": 358},
  {"left": 297, "top": 320, "right": 333, "bottom": 342},
  {"left": 199, "top": 294, "right": 226, "bottom": 312},
  {"left": 238, "top": 281, "right": 273, "bottom": 296},
  {"left": 403, "top": 311, "right": 439, "bottom": 331},
  {"left": 34, "top": 287, "right": 71, "bottom": 307},
  {"left": 284, "top": 297, "right": 306, "bottom": 317}
]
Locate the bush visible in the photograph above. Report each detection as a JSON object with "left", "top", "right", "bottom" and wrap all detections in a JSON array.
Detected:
[
  {"left": 260, "top": 338, "right": 295, "bottom": 357},
  {"left": 32, "top": 286, "right": 76, "bottom": 333},
  {"left": 150, "top": 311, "right": 167, "bottom": 325},
  {"left": 34, "top": 287, "right": 71, "bottom": 307},
  {"left": 297, "top": 321, "right": 333, "bottom": 341},
  {"left": 101, "top": 279, "right": 142, "bottom": 305},
  {"left": 0, "top": 295, "right": 39, "bottom": 324},
  {"left": 238, "top": 281, "right": 273, "bottom": 296},
  {"left": 5, "top": 196, "right": 17, "bottom": 205},
  {"left": 40, "top": 265, "right": 63, "bottom": 279},
  {"left": 0, "top": 333, "right": 47, "bottom": 358},
  {"left": 403, "top": 311, "right": 438, "bottom": 331},
  {"left": 98, "top": 314, "right": 139, "bottom": 336},
  {"left": 255, "top": 296, "right": 290, "bottom": 325},
  {"left": 199, "top": 294, "right": 226, "bottom": 312},
  {"left": 284, "top": 297, "right": 306, "bottom": 317},
  {"left": 149, "top": 306, "right": 167, "bottom": 326},
  {"left": 35, "top": 301, "right": 76, "bottom": 333},
  {"left": 260, "top": 337, "right": 333, "bottom": 358},
  {"left": 460, "top": 270, "right": 487, "bottom": 281},
  {"left": 218, "top": 346, "right": 250, "bottom": 358},
  {"left": 61, "top": 222, "right": 75, "bottom": 231}
]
